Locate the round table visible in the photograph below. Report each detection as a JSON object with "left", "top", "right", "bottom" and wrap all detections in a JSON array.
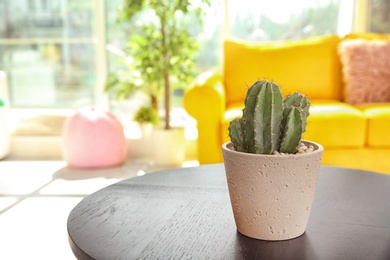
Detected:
[{"left": 67, "top": 165, "right": 390, "bottom": 260}]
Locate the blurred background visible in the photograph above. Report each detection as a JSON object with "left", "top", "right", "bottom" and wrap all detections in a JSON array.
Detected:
[{"left": 0, "top": 0, "right": 389, "bottom": 158}]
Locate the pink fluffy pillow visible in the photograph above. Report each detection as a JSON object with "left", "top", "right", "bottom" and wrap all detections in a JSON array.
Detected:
[{"left": 339, "top": 40, "right": 390, "bottom": 105}]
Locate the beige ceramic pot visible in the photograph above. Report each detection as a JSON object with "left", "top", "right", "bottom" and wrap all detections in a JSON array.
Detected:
[
  {"left": 152, "top": 127, "right": 185, "bottom": 166},
  {"left": 222, "top": 141, "right": 323, "bottom": 241}
]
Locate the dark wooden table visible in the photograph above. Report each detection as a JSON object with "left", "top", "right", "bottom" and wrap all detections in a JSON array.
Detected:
[{"left": 67, "top": 164, "right": 390, "bottom": 260}]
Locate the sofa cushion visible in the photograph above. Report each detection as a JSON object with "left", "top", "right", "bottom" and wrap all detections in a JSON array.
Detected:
[
  {"left": 358, "top": 103, "right": 390, "bottom": 147},
  {"left": 339, "top": 39, "right": 390, "bottom": 105},
  {"left": 221, "top": 100, "right": 366, "bottom": 148},
  {"left": 223, "top": 35, "right": 342, "bottom": 106},
  {"left": 304, "top": 101, "right": 366, "bottom": 148}
]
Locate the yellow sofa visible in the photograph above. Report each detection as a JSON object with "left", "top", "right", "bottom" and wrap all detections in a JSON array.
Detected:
[{"left": 184, "top": 33, "right": 390, "bottom": 175}]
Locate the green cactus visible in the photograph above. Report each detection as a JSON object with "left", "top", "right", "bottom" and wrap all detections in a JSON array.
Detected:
[
  {"left": 228, "top": 80, "right": 310, "bottom": 154},
  {"left": 283, "top": 92, "right": 310, "bottom": 132},
  {"left": 228, "top": 118, "right": 245, "bottom": 152}
]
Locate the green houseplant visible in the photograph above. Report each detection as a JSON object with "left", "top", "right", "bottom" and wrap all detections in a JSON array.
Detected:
[
  {"left": 228, "top": 80, "right": 311, "bottom": 155},
  {"left": 133, "top": 105, "right": 160, "bottom": 126},
  {"left": 105, "top": 0, "right": 210, "bottom": 130},
  {"left": 222, "top": 80, "right": 324, "bottom": 241},
  {"left": 133, "top": 105, "right": 160, "bottom": 137},
  {"left": 105, "top": 0, "right": 209, "bottom": 165}
]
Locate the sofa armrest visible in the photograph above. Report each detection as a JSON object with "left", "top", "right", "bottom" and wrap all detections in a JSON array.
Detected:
[
  {"left": 184, "top": 69, "right": 225, "bottom": 119},
  {"left": 184, "top": 69, "right": 225, "bottom": 163}
]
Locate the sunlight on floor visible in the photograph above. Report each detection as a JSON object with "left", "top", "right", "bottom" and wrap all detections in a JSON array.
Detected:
[{"left": 0, "top": 159, "right": 193, "bottom": 260}]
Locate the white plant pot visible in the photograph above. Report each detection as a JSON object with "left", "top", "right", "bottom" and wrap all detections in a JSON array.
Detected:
[
  {"left": 139, "top": 123, "right": 153, "bottom": 138},
  {"left": 222, "top": 140, "right": 323, "bottom": 241},
  {"left": 152, "top": 127, "right": 185, "bottom": 166}
]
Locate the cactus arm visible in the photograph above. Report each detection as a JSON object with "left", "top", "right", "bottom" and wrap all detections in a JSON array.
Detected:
[
  {"left": 300, "top": 98, "right": 310, "bottom": 132},
  {"left": 284, "top": 92, "right": 310, "bottom": 132},
  {"left": 280, "top": 107, "right": 303, "bottom": 153},
  {"left": 283, "top": 92, "right": 301, "bottom": 107},
  {"left": 228, "top": 118, "right": 246, "bottom": 152}
]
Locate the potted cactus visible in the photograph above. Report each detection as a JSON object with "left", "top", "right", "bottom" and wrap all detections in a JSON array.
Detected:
[{"left": 222, "top": 80, "right": 324, "bottom": 241}]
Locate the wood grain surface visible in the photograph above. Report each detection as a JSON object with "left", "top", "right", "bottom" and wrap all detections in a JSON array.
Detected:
[{"left": 67, "top": 164, "right": 390, "bottom": 260}]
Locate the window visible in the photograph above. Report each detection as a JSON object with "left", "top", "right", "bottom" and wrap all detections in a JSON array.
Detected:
[
  {"left": 0, "top": 0, "right": 382, "bottom": 111},
  {"left": 368, "top": 0, "right": 390, "bottom": 33},
  {"left": 0, "top": 0, "right": 98, "bottom": 108},
  {"left": 226, "top": 0, "right": 341, "bottom": 41}
]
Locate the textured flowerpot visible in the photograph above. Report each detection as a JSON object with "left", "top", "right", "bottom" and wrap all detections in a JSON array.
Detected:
[{"left": 222, "top": 141, "right": 323, "bottom": 241}]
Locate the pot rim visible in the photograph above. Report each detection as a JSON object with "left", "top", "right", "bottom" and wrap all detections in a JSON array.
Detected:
[{"left": 222, "top": 140, "right": 324, "bottom": 158}]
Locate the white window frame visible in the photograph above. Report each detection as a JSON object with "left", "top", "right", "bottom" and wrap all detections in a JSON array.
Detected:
[{"left": 0, "top": 0, "right": 108, "bottom": 110}]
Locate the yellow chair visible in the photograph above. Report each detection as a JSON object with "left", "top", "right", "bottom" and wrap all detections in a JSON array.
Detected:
[{"left": 184, "top": 34, "right": 390, "bottom": 174}]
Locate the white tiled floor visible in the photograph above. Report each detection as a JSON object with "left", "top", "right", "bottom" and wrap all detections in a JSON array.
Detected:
[{"left": 0, "top": 159, "right": 187, "bottom": 260}]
